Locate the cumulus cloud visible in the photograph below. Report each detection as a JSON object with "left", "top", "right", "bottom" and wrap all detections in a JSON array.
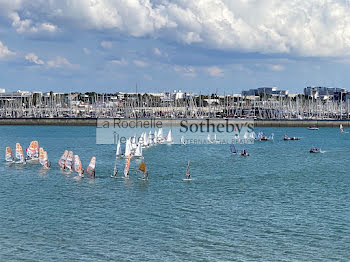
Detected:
[
  {"left": 9, "top": 12, "right": 57, "bottom": 34},
  {"left": 0, "top": 41, "right": 15, "bottom": 59},
  {"left": 101, "top": 41, "right": 113, "bottom": 49},
  {"left": 47, "top": 56, "right": 77, "bottom": 69},
  {"left": 133, "top": 59, "right": 147, "bottom": 67},
  {"left": 25, "top": 53, "right": 44, "bottom": 65},
  {"left": 3, "top": 0, "right": 350, "bottom": 57},
  {"left": 205, "top": 66, "right": 224, "bottom": 77}
]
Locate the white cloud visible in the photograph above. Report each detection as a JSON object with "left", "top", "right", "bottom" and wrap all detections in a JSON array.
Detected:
[
  {"left": 174, "top": 65, "right": 197, "bottom": 78},
  {"left": 205, "top": 66, "right": 224, "bottom": 77},
  {"left": 83, "top": 48, "right": 91, "bottom": 55},
  {"left": 154, "top": 48, "right": 162, "bottom": 56},
  {"left": 25, "top": 53, "right": 44, "bottom": 65},
  {"left": 0, "top": 41, "right": 15, "bottom": 59},
  {"left": 4, "top": 0, "right": 350, "bottom": 57},
  {"left": 47, "top": 56, "right": 78, "bottom": 69},
  {"left": 133, "top": 59, "right": 147, "bottom": 67},
  {"left": 109, "top": 58, "right": 128, "bottom": 65},
  {"left": 101, "top": 41, "right": 112, "bottom": 49},
  {"left": 269, "top": 64, "right": 285, "bottom": 71},
  {"left": 9, "top": 12, "right": 57, "bottom": 34}
]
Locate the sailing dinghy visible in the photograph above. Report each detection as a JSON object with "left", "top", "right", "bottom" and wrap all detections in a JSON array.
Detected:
[
  {"left": 138, "top": 161, "right": 148, "bottom": 180},
  {"left": 124, "top": 154, "right": 132, "bottom": 178},
  {"left": 183, "top": 161, "right": 191, "bottom": 181},
  {"left": 15, "top": 143, "right": 26, "bottom": 164},
  {"left": 58, "top": 150, "right": 68, "bottom": 169},
  {"left": 86, "top": 157, "right": 96, "bottom": 177},
  {"left": 5, "top": 146, "right": 14, "bottom": 162}
]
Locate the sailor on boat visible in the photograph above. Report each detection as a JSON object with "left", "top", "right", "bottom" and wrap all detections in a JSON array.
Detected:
[
  {"left": 241, "top": 149, "right": 250, "bottom": 156},
  {"left": 284, "top": 134, "right": 291, "bottom": 141},
  {"left": 309, "top": 147, "right": 321, "bottom": 153}
]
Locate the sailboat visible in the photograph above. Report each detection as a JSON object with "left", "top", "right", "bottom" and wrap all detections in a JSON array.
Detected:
[
  {"left": 15, "top": 143, "right": 26, "bottom": 164},
  {"left": 111, "top": 159, "right": 118, "bottom": 178},
  {"left": 115, "top": 139, "right": 121, "bottom": 158},
  {"left": 58, "top": 150, "right": 68, "bottom": 169},
  {"left": 39, "top": 148, "right": 45, "bottom": 165},
  {"left": 165, "top": 130, "right": 173, "bottom": 144},
  {"left": 207, "top": 134, "right": 213, "bottom": 144},
  {"left": 73, "top": 155, "right": 84, "bottom": 177},
  {"left": 153, "top": 130, "right": 158, "bottom": 144},
  {"left": 134, "top": 142, "right": 143, "bottom": 158},
  {"left": 124, "top": 138, "right": 132, "bottom": 157},
  {"left": 65, "top": 151, "right": 74, "bottom": 172},
  {"left": 86, "top": 157, "right": 96, "bottom": 177},
  {"left": 148, "top": 131, "right": 154, "bottom": 146},
  {"left": 180, "top": 136, "right": 186, "bottom": 145},
  {"left": 43, "top": 151, "right": 50, "bottom": 168},
  {"left": 138, "top": 161, "right": 148, "bottom": 180},
  {"left": 26, "top": 141, "right": 40, "bottom": 162},
  {"left": 124, "top": 154, "right": 132, "bottom": 178},
  {"left": 158, "top": 128, "right": 164, "bottom": 143},
  {"left": 183, "top": 161, "right": 191, "bottom": 181},
  {"left": 230, "top": 143, "right": 238, "bottom": 154},
  {"left": 340, "top": 124, "right": 347, "bottom": 133},
  {"left": 5, "top": 146, "right": 14, "bottom": 162}
]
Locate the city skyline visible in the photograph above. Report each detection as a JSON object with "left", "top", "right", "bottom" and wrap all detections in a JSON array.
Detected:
[{"left": 1, "top": 1, "right": 350, "bottom": 93}]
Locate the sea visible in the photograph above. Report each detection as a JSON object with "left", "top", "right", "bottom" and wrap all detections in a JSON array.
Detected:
[{"left": 0, "top": 125, "right": 349, "bottom": 261}]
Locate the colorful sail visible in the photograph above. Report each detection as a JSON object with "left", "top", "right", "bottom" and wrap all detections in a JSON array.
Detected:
[
  {"left": 15, "top": 143, "right": 25, "bottom": 163},
  {"left": 5, "top": 146, "right": 13, "bottom": 162},
  {"left": 138, "top": 161, "right": 147, "bottom": 174},
  {"left": 39, "top": 147, "right": 45, "bottom": 165},
  {"left": 124, "top": 154, "right": 132, "bottom": 177},
  {"left": 27, "top": 140, "right": 39, "bottom": 159},
  {"left": 74, "top": 155, "right": 83, "bottom": 175},
  {"left": 58, "top": 150, "right": 68, "bottom": 168},
  {"left": 65, "top": 151, "right": 73, "bottom": 171},
  {"left": 86, "top": 157, "right": 96, "bottom": 177}
]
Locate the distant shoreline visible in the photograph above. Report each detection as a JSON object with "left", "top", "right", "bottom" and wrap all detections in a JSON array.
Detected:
[{"left": 0, "top": 118, "right": 349, "bottom": 127}]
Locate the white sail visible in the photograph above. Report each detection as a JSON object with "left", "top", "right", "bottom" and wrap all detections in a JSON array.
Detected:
[
  {"left": 166, "top": 130, "right": 173, "bottom": 143},
  {"left": 125, "top": 138, "right": 132, "bottom": 157},
  {"left": 154, "top": 130, "right": 158, "bottom": 144},
  {"left": 115, "top": 139, "right": 121, "bottom": 157},
  {"left": 207, "top": 134, "right": 212, "bottom": 143},
  {"left": 158, "top": 128, "right": 163, "bottom": 139},
  {"left": 131, "top": 135, "right": 137, "bottom": 150},
  {"left": 149, "top": 131, "right": 154, "bottom": 146},
  {"left": 144, "top": 132, "right": 149, "bottom": 146},
  {"left": 134, "top": 142, "right": 143, "bottom": 157}
]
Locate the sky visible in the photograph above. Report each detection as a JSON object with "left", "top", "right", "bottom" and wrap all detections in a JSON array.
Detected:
[{"left": 1, "top": 0, "right": 350, "bottom": 94}]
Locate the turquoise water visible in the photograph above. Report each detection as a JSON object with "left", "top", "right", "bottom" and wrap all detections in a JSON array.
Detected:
[{"left": 1, "top": 126, "right": 350, "bottom": 261}]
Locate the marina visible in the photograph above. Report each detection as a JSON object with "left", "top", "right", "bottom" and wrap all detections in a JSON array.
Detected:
[{"left": 1, "top": 88, "right": 350, "bottom": 120}]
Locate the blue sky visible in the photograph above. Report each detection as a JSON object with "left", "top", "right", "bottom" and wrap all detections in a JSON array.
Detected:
[{"left": 0, "top": 0, "right": 350, "bottom": 94}]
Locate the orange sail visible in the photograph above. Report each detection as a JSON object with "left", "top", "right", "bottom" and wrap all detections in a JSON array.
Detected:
[
  {"left": 138, "top": 161, "right": 147, "bottom": 174},
  {"left": 74, "top": 155, "right": 83, "bottom": 175},
  {"left": 5, "top": 146, "right": 13, "bottom": 162},
  {"left": 39, "top": 147, "right": 45, "bottom": 165},
  {"left": 124, "top": 154, "right": 132, "bottom": 177},
  {"left": 86, "top": 157, "right": 96, "bottom": 176}
]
